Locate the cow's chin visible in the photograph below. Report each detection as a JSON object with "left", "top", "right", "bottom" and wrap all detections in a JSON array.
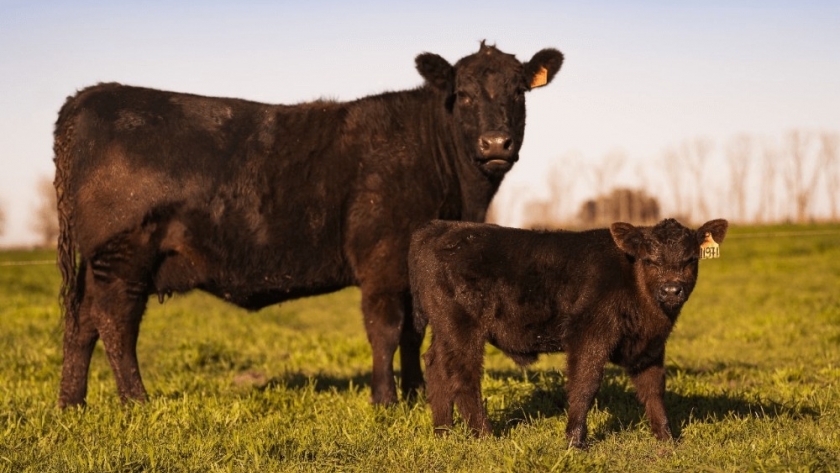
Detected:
[{"left": 478, "top": 158, "right": 514, "bottom": 176}]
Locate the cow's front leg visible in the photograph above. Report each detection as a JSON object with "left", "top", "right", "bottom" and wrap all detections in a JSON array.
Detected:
[
  {"left": 360, "top": 289, "right": 404, "bottom": 405},
  {"left": 399, "top": 295, "right": 425, "bottom": 402},
  {"left": 629, "top": 359, "right": 673, "bottom": 441},
  {"left": 564, "top": 346, "right": 607, "bottom": 449}
]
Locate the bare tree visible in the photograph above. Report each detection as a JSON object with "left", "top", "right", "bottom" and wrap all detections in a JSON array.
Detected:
[
  {"left": 783, "top": 130, "right": 822, "bottom": 223},
  {"left": 725, "top": 134, "right": 751, "bottom": 223},
  {"left": 521, "top": 156, "right": 581, "bottom": 228},
  {"left": 31, "top": 175, "right": 59, "bottom": 248},
  {"left": 661, "top": 146, "right": 689, "bottom": 220},
  {"left": 755, "top": 138, "right": 780, "bottom": 223},
  {"left": 680, "top": 137, "right": 714, "bottom": 223},
  {"left": 820, "top": 132, "right": 840, "bottom": 221},
  {"left": 0, "top": 198, "right": 6, "bottom": 237}
]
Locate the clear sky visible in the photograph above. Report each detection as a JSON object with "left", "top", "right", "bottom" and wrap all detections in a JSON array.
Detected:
[{"left": 1, "top": 1, "right": 838, "bottom": 246}]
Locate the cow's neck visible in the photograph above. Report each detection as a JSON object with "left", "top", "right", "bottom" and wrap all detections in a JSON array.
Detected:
[{"left": 425, "top": 94, "right": 502, "bottom": 223}]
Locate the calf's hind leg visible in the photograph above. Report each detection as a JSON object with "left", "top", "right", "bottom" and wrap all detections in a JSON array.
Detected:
[
  {"left": 423, "top": 342, "right": 454, "bottom": 433},
  {"left": 425, "top": 330, "right": 491, "bottom": 436}
]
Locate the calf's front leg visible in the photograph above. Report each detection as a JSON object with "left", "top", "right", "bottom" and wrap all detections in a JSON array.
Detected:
[
  {"left": 629, "top": 361, "right": 673, "bottom": 441},
  {"left": 564, "top": 346, "right": 608, "bottom": 449}
]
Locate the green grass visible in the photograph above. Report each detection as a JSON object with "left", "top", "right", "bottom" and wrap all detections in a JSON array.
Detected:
[{"left": 1, "top": 223, "right": 839, "bottom": 472}]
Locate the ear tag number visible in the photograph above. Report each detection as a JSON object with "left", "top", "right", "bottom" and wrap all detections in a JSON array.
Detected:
[{"left": 700, "top": 232, "right": 720, "bottom": 259}]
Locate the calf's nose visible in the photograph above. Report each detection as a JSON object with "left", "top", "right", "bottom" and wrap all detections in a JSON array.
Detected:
[
  {"left": 658, "top": 283, "right": 684, "bottom": 300},
  {"left": 478, "top": 131, "right": 514, "bottom": 160}
]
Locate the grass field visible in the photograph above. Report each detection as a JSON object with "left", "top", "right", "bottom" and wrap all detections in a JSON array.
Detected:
[{"left": 1, "top": 223, "right": 839, "bottom": 472}]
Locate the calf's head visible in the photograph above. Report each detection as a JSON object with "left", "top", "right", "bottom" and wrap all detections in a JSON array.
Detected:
[
  {"left": 415, "top": 41, "right": 563, "bottom": 177},
  {"left": 610, "top": 218, "right": 729, "bottom": 317}
]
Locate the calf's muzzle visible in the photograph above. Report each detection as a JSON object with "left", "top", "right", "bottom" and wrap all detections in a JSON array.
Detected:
[{"left": 657, "top": 283, "right": 685, "bottom": 303}]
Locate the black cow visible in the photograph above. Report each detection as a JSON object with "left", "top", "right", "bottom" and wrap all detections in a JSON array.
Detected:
[
  {"left": 409, "top": 218, "right": 728, "bottom": 447},
  {"left": 53, "top": 42, "right": 564, "bottom": 408}
]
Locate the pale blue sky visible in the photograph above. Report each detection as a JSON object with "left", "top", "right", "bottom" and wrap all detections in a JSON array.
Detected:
[{"left": 1, "top": 1, "right": 838, "bottom": 245}]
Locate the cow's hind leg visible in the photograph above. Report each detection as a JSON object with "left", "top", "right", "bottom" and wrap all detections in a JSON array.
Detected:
[
  {"left": 84, "top": 236, "right": 154, "bottom": 404},
  {"left": 95, "top": 277, "right": 149, "bottom": 404},
  {"left": 59, "top": 262, "right": 99, "bottom": 408},
  {"left": 360, "top": 289, "right": 404, "bottom": 405}
]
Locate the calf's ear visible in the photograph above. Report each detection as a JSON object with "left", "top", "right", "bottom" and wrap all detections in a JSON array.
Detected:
[
  {"left": 525, "top": 48, "right": 564, "bottom": 90},
  {"left": 696, "top": 219, "right": 729, "bottom": 245},
  {"left": 416, "top": 53, "right": 454, "bottom": 92},
  {"left": 610, "top": 222, "right": 644, "bottom": 258}
]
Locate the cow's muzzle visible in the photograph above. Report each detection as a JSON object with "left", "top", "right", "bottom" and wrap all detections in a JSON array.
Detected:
[{"left": 476, "top": 131, "right": 516, "bottom": 172}]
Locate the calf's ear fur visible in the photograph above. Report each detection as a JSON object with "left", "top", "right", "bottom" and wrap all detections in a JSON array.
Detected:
[
  {"left": 696, "top": 219, "right": 729, "bottom": 245},
  {"left": 525, "top": 48, "right": 564, "bottom": 89},
  {"left": 416, "top": 53, "right": 454, "bottom": 91},
  {"left": 610, "top": 222, "right": 644, "bottom": 258}
]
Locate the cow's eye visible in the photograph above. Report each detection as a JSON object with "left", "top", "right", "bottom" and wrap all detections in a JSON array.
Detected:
[
  {"left": 642, "top": 258, "right": 660, "bottom": 267},
  {"left": 456, "top": 91, "right": 473, "bottom": 105}
]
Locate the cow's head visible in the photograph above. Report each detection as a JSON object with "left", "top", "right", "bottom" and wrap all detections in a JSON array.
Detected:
[
  {"left": 416, "top": 41, "right": 563, "bottom": 177},
  {"left": 610, "top": 218, "right": 729, "bottom": 318}
]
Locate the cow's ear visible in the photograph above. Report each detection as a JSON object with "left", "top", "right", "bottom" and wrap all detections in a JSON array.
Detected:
[
  {"left": 696, "top": 219, "right": 729, "bottom": 245},
  {"left": 416, "top": 53, "right": 454, "bottom": 92},
  {"left": 610, "top": 222, "right": 644, "bottom": 258},
  {"left": 524, "top": 48, "right": 564, "bottom": 90}
]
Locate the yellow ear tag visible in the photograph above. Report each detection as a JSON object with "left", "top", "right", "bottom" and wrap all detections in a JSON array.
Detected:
[
  {"left": 531, "top": 66, "right": 548, "bottom": 88},
  {"left": 700, "top": 232, "right": 720, "bottom": 259}
]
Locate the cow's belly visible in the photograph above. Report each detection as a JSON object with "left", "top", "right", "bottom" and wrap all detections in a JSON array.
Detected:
[{"left": 149, "top": 211, "right": 354, "bottom": 309}]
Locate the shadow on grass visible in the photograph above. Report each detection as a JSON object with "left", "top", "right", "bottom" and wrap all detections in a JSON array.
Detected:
[
  {"left": 484, "top": 366, "right": 820, "bottom": 440},
  {"left": 267, "top": 371, "right": 372, "bottom": 394},
  {"left": 246, "top": 365, "right": 820, "bottom": 440}
]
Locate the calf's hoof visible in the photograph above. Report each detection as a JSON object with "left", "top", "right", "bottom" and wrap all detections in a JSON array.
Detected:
[
  {"left": 565, "top": 425, "right": 588, "bottom": 449},
  {"left": 370, "top": 391, "right": 398, "bottom": 406},
  {"left": 652, "top": 424, "right": 673, "bottom": 442}
]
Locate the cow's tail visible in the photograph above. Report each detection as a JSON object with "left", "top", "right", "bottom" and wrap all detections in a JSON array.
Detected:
[{"left": 53, "top": 96, "right": 81, "bottom": 326}]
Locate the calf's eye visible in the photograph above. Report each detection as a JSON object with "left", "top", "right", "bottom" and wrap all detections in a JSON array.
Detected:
[{"left": 682, "top": 257, "right": 699, "bottom": 268}]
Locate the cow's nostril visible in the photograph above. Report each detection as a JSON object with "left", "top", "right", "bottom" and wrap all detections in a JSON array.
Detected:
[{"left": 477, "top": 132, "right": 514, "bottom": 159}]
